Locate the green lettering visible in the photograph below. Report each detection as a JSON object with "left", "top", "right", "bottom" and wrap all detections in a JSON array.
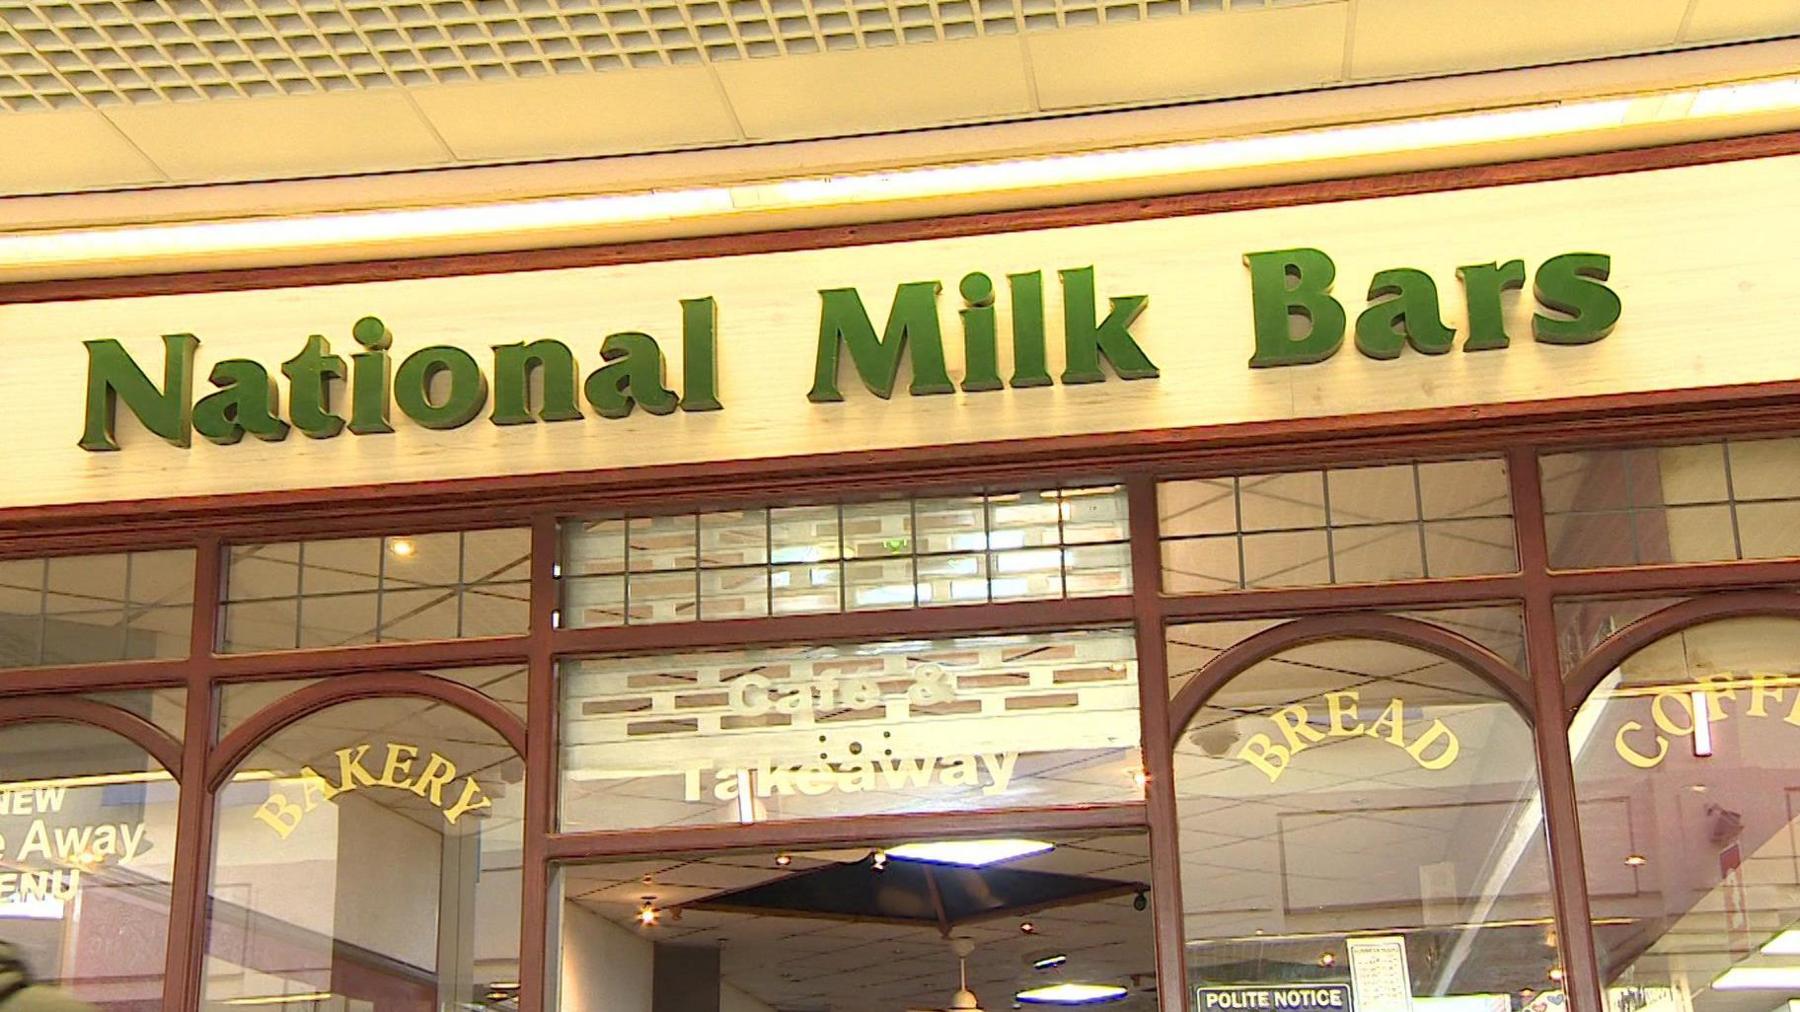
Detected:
[
  {"left": 79, "top": 334, "right": 198, "bottom": 451},
  {"left": 193, "top": 359, "right": 289, "bottom": 445},
  {"left": 679, "top": 296, "right": 722, "bottom": 412},
  {"left": 1244, "top": 248, "right": 1345, "bottom": 367},
  {"left": 809, "top": 281, "right": 951, "bottom": 401},
  {"left": 958, "top": 272, "right": 1002, "bottom": 392},
  {"left": 394, "top": 346, "right": 488, "bottom": 430},
  {"left": 1456, "top": 260, "right": 1525, "bottom": 352},
  {"left": 491, "top": 339, "right": 582, "bottom": 425},
  {"left": 584, "top": 332, "right": 678, "bottom": 419},
  {"left": 281, "top": 334, "right": 347, "bottom": 439},
  {"left": 1355, "top": 268, "right": 1455, "bottom": 360},
  {"left": 1533, "top": 252, "right": 1621, "bottom": 345},
  {"left": 1059, "top": 266, "right": 1155, "bottom": 384},
  {"left": 1008, "top": 270, "right": 1051, "bottom": 388},
  {"left": 348, "top": 315, "right": 394, "bottom": 435}
]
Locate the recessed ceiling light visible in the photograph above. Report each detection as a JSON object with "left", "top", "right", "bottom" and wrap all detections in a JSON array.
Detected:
[
  {"left": 1016, "top": 983, "right": 1129, "bottom": 1005},
  {"left": 1033, "top": 954, "right": 1069, "bottom": 971},
  {"left": 388, "top": 538, "right": 416, "bottom": 558},
  {"left": 1761, "top": 930, "right": 1800, "bottom": 956},
  {"left": 1624, "top": 854, "right": 1647, "bottom": 867},
  {"left": 1714, "top": 967, "right": 1800, "bottom": 990},
  {"left": 887, "top": 839, "right": 1054, "bottom": 867}
]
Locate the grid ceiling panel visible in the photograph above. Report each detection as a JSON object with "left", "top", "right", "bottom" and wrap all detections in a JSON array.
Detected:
[{"left": 0, "top": 0, "right": 1300, "bottom": 111}]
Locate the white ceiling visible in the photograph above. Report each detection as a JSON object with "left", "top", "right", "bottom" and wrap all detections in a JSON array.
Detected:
[{"left": 0, "top": 0, "right": 1795, "bottom": 195}]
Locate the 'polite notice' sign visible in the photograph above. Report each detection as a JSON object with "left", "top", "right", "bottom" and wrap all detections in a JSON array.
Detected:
[{"left": 1197, "top": 985, "right": 1354, "bottom": 1012}]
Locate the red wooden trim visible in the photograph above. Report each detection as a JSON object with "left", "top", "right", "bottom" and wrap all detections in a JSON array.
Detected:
[
  {"left": 550, "top": 596, "right": 1137, "bottom": 656},
  {"left": 517, "top": 515, "right": 557, "bottom": 1012},
  {"left": 1561, "top": 589, "right": 1800, "bottom": 713},
  {"left": 544, "top": 802, "right": 1148, "bottom": 860},
  {"left": 1548, "top": 556, "right": 1800, "bottom": 597},
  {"left": 206, "top": 671, "right": 528, "bottom": 789},
  {"left": 1166, "top": 613, "right": 1533, "bottom": 739},
  {"left": 1508, "top": 448, "right": 1604, "bottom": 1012},
  {"left": 2, "top": 130, "right": 1795, "bottom": 307},
  {"left": 0, "top": 695, "right": 183, "bottom": 774},
  {"left": 0, "top": 658, "right": 188, "bottom": 696},
  {"left": 165, "top": 536, "right": 223, "bottom": 1012},
  {"left": 11, "top": 379, "right": 1800, "bottom": 548},
  {"left": 1158, "top": 574, "right": 1525, "bottom": 621},
  {"left": 1127, "top": 474, "right": 1188, "bottom": 1012},
  {"left": 211, "top": 635, "right": 532, "bottom": 678}
]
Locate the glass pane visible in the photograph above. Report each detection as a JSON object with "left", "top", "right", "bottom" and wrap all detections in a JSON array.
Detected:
[
  {"left": 915, "top": 496, "right": 988, "bottom": 554},
  {"left": 85, "top": 687, "right": 188, "bottom": 743},
  {"left": 1061, "top": 485, "right": 1130, "bottom": 544},
  {"left": 222, "top": 599, "right": 300, "bottom": 652},
  {"left": 1065, "top": 542, "right": 1132, "bottom": 598},
  {"left": 770, "top": 563, "right": 839, "bottom": 615},
  {"left": 297, "top": 592, "right": 379, "bottom": 649},
  {"left": 1736, "top": 500, "right": 1800, "bottom": 559},
  {"left": 1328, "top": 464, "right": 1419, "bottom": 525},
  {"left": 554, "top": 831, "right": 1156, "bottom": 1012},
  {"left": 699, "top": 509, "right": 769, "bottom": 568},
  {"left": 1160, "top": 479, "right": 1237, "bottom": 537},
  {"left": 1423, "top": 518, "right": 1519, "bottom": 577},
  {"left": 988, "top": 547, "right": 1062, "bottom": 601},
  {"left": 987, "top": 490, "right": 1062, "bottom": 550},
  {"left": 205, "top": 697, "right": 522, "bottom": 1011},
  {"left": 627, "top": 514, "right": 697, "bottom": 573},
  {"left": 562, "top": 575, "right": 625, "bottom": 629},
  {"left": 1162, "top": 536, "right": 1241, "bottom": 594},
  {"left": 378, "top": 587, "right": 460, "bottom": 641},
  {"left": 562, "top": 518, "right": 626, "bottom": 577},
  {"left": 699, "top": 566, "right": 770, "bottom": 620},
  {"left": 1239, "top": 471, "right": 1326, "bottom": 531},
  {"left": 1175, "top": 634, "right": 1559, "bottom": 1004},
  {"left": 228, "top": 543, "right": 299, "bottom": 600},
  {"left": 845, "top": 557, "right": 914, "bottom": 611},
  {"left": 1331, "top": 523, "right": 1425, "bottom": 583},
  {"left": 0, "top": 721, "right": 178, "bottom": 1009},
  {"left": 128, "top": 549, "right": 196, "bottom": 606},
  {"left": 1572, "top": 617, "right": 1800, "bottom": 1012},
  {"left": 0, "top": 559, "right": 44, "bottom": 668},
  {"left": 916, "top": 553, "right": 987, "bottom": 607},
  {"left": 462, "top": 583, "right": 530, "bottom": 638},
  {"left": 1420, "top": 458, "right": 1513, "bottom": 519},
  {"left": 1727, "top": 436, "right": 1800, "bottom": 500},
  {"left": 301, "top": 538, "right": 381, "bottom": 594},
  {"left": 1241, "top": 530, "right": 1330, "bottom": 588},
  {"left": 626, "top": 570, "right": 698, "bottom": 624},
  {"left": 769, "top": 505, "right": 840, "bottom": 565},
  {"left": 381, "top": 531, "right": 460, "bottom": 588},
  {"left": 841, "top": 500, "right": 911, "bottom": 559},
  {"left": 463, "top": 527, "right": 530, "bottom": 583},
  {"left": 559, "top": 628, "right": 1141, "bottom": 832},
  {"left": 1546, "top": 513, "right": 1635, "bottom": 569}
]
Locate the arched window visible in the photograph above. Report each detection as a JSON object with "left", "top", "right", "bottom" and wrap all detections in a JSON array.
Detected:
[
  {"left": 0, "top": 719, "right": 179, "bottom": 1011},
  {"left": 1173, "top": 630, "right": 1561, "bottom": 1008},
  {"left": 1571, "top": 614, "right": 1800, "bottom": 1012},
  {"left": 201, "top": 693, "right": 524, "bottom": 1011}
]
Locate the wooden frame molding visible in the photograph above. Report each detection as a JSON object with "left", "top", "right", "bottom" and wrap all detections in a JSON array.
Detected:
[{"left": 0, "top": 696, "right": 182, "bottom": 774}]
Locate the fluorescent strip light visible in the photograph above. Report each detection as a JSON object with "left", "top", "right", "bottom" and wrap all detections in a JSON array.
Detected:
[
  {"left": 1713, "top": 967, "right": 1800, "bottom": 990},
  {"left": 0, "top": 73, "right": 1796, "bottom": 272},
  {"left": 1692, "top": 690, "right": 1715, "bottom": 756},
  {"left": 1763, "top": 930, "right": 1800, "bottom": 956},
  {"left": 887, "top": 839, "right": 1055, "bottom": 867},
  {"left": 1016, "top": 983, "right": 1130, "bottom": 1004},
  {"left": 222, "top": 993, "right": 336, "bottom": 1006}
]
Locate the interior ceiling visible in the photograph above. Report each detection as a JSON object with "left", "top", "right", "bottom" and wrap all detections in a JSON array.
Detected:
[
  {"left": 0, "top": 0, "right": 1795, "bottom": 196},
  {"left": 563, "top": 833, "right": 1159, "bottom": 1012}
]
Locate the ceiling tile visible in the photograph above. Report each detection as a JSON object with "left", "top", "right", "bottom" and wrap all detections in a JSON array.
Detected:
[
  {"left": 1029, "top": 3, "right": 1348, "bottom": 111},
  {"left": 1681, "top": 0, "right": 1800, "bottom": 42},
  {"left": 714, "top": 37, "right": 1033, "bottom": 141},
  {"left": 1351, "top": 0, "right": 1689, "bottom": 80},
  {"left": 0, "top": 111, "right": 165, "bottom": 195},
  {"left": 409, "top": 69, "right": 742, "bottom": 162},
  {"left": 103, "top": 91, "right": 452, "bottom": 184}
]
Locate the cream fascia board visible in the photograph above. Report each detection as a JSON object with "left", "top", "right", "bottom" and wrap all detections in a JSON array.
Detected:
[{"left": 1, "top": 70, "right": 1798, "bottom": 282}]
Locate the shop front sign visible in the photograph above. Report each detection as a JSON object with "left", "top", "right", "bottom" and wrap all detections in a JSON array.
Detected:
[
  {"left": 0, "top": 782, "right": 154, "bottom": 905},
  {"left": 76, "top": 250, "right": 1616, "bottom": 452},
  {"left": 13, "top": 151, "right": 1790, "bottom": 513},
  {"left": 1235, "top": 691, "right": 1460, "bottom": 782},
  {"left": 251, "top": 740, "right": 495, "bottom": 839},
  {"left": 1611, "top": 673, "right": 1800, "bottom": 768}
]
